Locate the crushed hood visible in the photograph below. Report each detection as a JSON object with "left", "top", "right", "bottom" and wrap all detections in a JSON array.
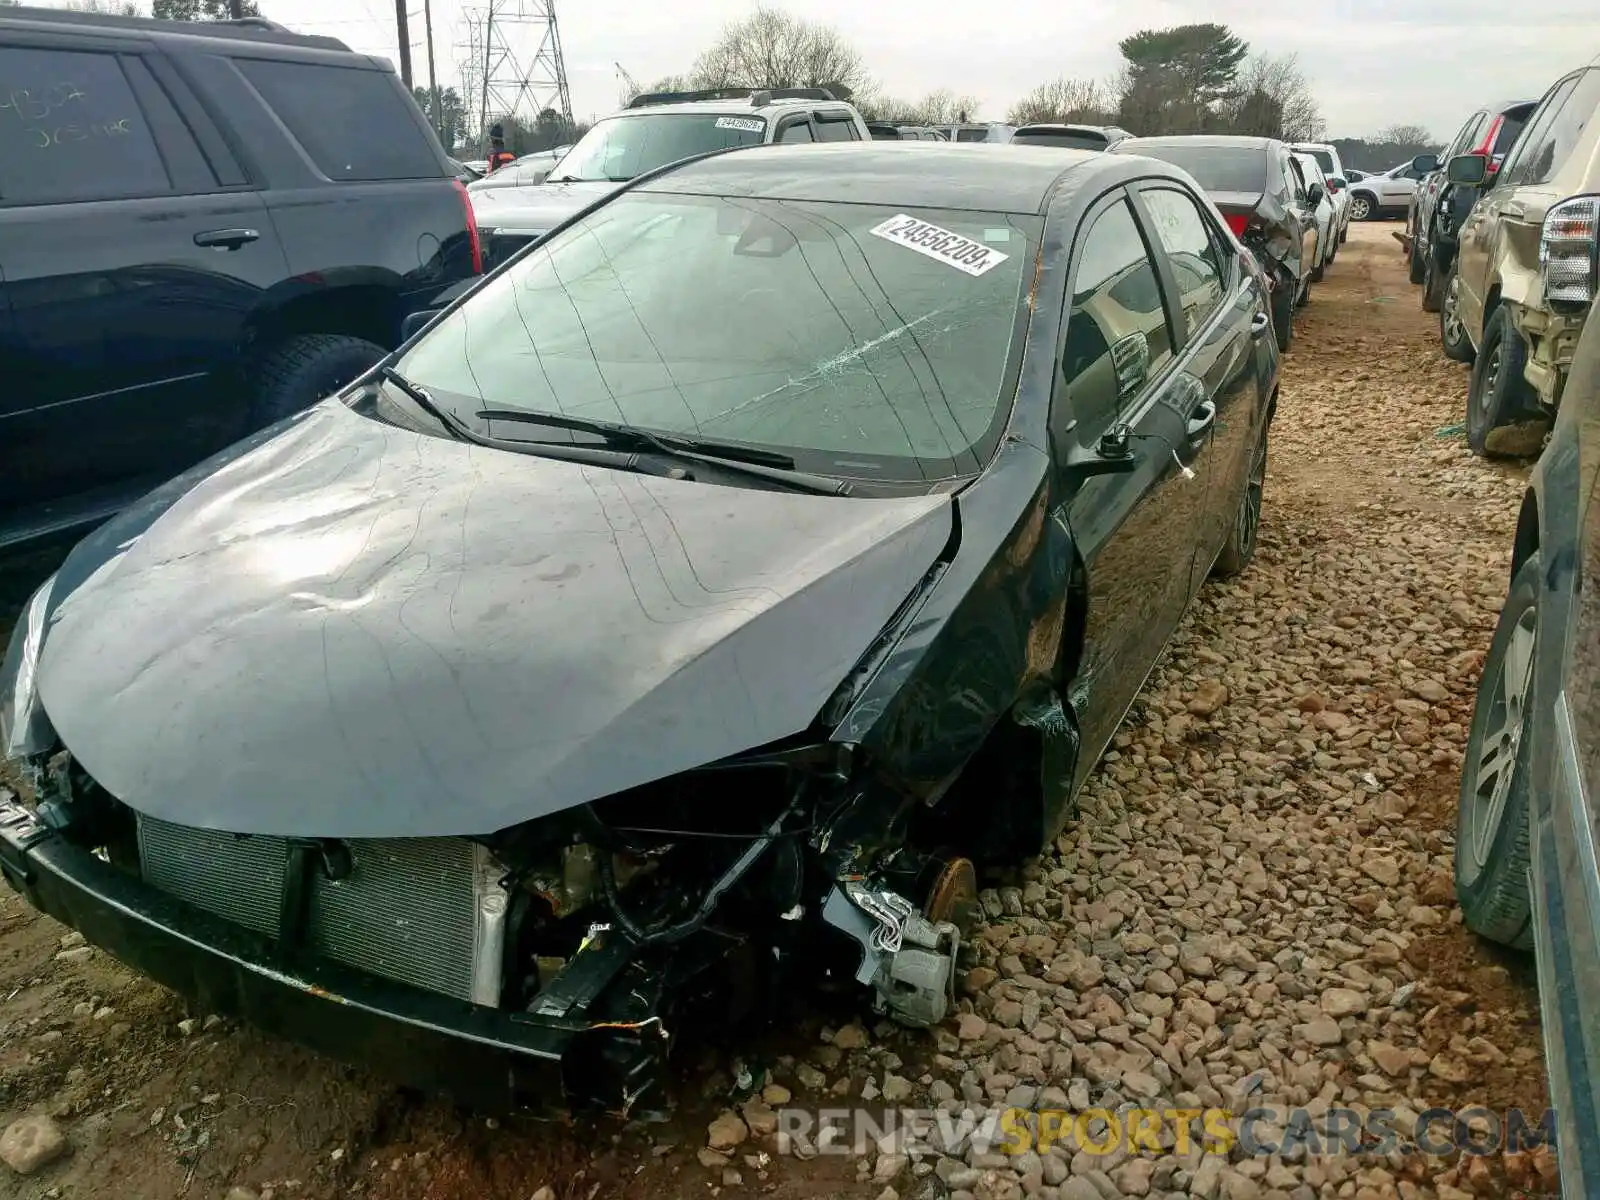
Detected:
[
  {"left": 35, "top": 402, "right": 951, "bottom": 838},
  {"left": 468, "top": 180, "right": 623, "bottom": 233}
]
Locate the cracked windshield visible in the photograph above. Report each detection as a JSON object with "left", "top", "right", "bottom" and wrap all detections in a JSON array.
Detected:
[{"left": 398, "top": 193, "right": 1037, "bottom": 478}]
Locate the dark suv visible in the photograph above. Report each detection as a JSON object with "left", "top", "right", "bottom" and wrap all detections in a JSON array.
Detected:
[
  {"left": 0, "top": 7, "right": 481, "bottom": 549},
  {"left": 1409, "top": 98, "right": 1536, "bottom": 311}
]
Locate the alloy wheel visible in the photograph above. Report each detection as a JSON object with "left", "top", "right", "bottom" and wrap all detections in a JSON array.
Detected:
[
  {"left": 1350, "top": 196, "right": 1371, "bottom": 221},
  {"left": 1442, "top": 276, "right": 1465, "bottom": 347},
  {"left": 1461, "top": 605, "right": 1536, "bottom": 878},
  {"left": 1480, "top": 342, "right": 1504, "bottom": 412},
  {"left": 1235, "top": 431, "right": 1267, "bottom": 556}
]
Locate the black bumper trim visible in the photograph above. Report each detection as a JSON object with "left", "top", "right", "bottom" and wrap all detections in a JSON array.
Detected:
[{"left": 0, "top": 798, "right": 591, "bottom": 1115}]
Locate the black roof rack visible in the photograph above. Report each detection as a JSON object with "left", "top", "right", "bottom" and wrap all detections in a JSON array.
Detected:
[
  {"left": 625, "top": 85, "right": 837, "bottom": 110},
  {"left": 0, "top": 4, "right": 351, "bottom": 50}
]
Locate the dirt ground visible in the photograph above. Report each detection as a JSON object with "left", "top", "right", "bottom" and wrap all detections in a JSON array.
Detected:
[{"left": 0, "top": 223, "right": 1550, "bottom": 1200}]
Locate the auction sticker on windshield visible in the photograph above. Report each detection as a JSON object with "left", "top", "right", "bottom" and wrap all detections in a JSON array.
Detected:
[
  {"left": 869, "top": 215, "right": 1011, "bottom": 276},
  {"left": 715, "top": 116, "right": 765, "bottom": 133}
]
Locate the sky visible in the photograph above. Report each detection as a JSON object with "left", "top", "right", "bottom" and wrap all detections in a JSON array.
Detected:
[{"left": 263, "top": 0, "right": 1599, "bottom": 141}]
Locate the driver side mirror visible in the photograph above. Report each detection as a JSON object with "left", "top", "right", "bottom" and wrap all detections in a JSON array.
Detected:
[
  {"left": 1447, "top": 153, "right": 1489, "bottom": 186},
  {"left": 401, "top": 308, "right": 441, "bottom": 342},
  {"left": 1063, "top": 423, "right": 1141, "bottom": 479},
  {"left": 1411, "top": 153, "right": 1440, "bottom": 173},
  {"left": 1307, "top": 182, "right": 1325, "bottom": 206}
]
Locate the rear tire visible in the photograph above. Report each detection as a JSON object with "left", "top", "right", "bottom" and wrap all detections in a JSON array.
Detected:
[
  {"left": 1421, "top": 249, "right": 1449, "bottom": 313},
  {"left": 1440, "top": 267, "right": 1475, "bottom": 364},
  {"left": 251, "top": 334, "right": 387, "bottom": 426},
  {"left": 1466, "top": 307, "right": 1535, "bottom": 456},
  {"left": 1350, "top": 193, "right": 1375, "bottom": 221},
  {"left": 1271, "top": 279, "right": 1293, "bottom": 353},
  {"left": 1455, "top": 553, "right": 1538, "bottom": 950},
  {"left": 1212, "top": 422, "right": 1267, "bottom": 578},
  {"left": 1408, "top": 235, "right": 1427, "bottom": 284}
]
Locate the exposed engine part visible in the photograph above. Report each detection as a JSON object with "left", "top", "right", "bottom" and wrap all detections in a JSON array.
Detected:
[
  {"left": 822, "top": 881, "right": 961, "bottom": 1027},
  {"left": 599, "top": 798, "right": 798, "bottom": 948},
  {"left": 525, "top": 842, "right": 603, "bottom": 918}
]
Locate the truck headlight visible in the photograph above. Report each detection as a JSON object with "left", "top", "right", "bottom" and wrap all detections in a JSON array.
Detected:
[{"left": 1, "top": 574, "right": 59, "bottom": 762}]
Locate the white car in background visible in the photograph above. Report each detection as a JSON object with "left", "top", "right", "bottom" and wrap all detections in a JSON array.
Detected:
[
  {"left": 1292, "top": 141, "right": 1352, "bottom": 243},
  {"left": 1292, "top": 151, "right": 1339, "bottom": 278},
  {"left": 1346, "top": 158, "right": 1434, "bottom": 221}
]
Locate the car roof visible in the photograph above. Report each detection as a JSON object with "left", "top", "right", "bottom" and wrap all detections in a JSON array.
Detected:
[
  {"left": 1127, "top": 134, "right": 1279, "bottom": 151},
  {"left": 0, "top": 4, "right": 350, "bottom": 51},
  {"left": 1291, "top": 142, "right": 1337, "bottom": 151},
  {"left": 1017, "top": 123, "right": 1119, "bottom": 135},
  {"left": 638, "top": 142, "right": 1178, "bottom": 215},
  {"left": 1490, "top": 98, "right": 1540, "bottom": 114}
]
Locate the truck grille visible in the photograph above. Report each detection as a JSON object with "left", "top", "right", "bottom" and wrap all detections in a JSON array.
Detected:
[{"left": 136, "top": 816, "right": 507, "bottom": 1005}]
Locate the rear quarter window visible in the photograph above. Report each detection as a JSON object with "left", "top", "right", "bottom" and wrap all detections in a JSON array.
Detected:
[
  {"left": 234, "top": 58, "right": 441, "bottom": 181},
  {"left": 0, "top": 46, "right": 172, "bottom": 204}
]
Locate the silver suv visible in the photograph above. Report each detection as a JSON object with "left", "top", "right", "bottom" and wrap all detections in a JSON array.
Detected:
[{"left": 467, "top": 87, "right": 870, "bottom": 265}]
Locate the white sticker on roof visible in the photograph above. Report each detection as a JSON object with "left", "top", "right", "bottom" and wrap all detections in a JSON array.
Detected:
[
  {"left": 715, "top": 116, "right": 766, "bottom": 133},
  {"left": 869, "top": 214, "right": 1011, "bottom": 276}
]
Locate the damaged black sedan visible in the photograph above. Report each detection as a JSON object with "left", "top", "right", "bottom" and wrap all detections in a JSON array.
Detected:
[{"left": 0, "top": 143, "right": 1277, "bottom": 1118}]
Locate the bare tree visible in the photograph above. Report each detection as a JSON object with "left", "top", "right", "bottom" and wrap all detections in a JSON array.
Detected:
[
  {"left": 689, "top": 6, "right": 874, "bottom": 99},
  {"left": 861, "top": 88, "right": 981, "bottom": 126},
  {"left": 1225, "top": 53, "right": 1324, "bottom": 141},
  {"left": 47, "top": 0, "right": 145, "bottom": 12},
  {"left": 1007, "top": 77, "right": 1112, "bottom": 126},
  {"left": 1379, "top": 123, "right": 1434, "bottom": 147}
]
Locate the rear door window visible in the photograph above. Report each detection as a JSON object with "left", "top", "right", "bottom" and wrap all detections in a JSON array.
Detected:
[
  {"left": 813, "top": 114, "right": 858, "bottom": 142},
  {"left": 0, "top": 46, "right": 173, "bottom": 204},
  {"left": 1501, "top": 75, "right": 1579, "bottom": 186},
  {"left": 233, "top": 58, "right": 439, "bottom": 180},
  {"left": 776, "top": 119, "right": 813, "bottom": 143},
  {"left": 1539, "top": 68, "right": 1600, "bottom": 185}
]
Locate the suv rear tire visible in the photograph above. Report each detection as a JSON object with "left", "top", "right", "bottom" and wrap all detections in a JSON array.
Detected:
[
  {"left": 1466, "top": 307, "right": 1535, "bottom": 456},
  {"left": 1421, "top": 249, "right": 1449, "bottom": 313},
  {"left": 1408, "top": 235, "right": 1427, "bottom": 285},
  {"left": 1439, "top": 268, "right": 1475, "bottom": 364},
  {"left": 252, "top": 334, "right": 388, "bottom": 426},
  {"left": 1455, "top": 552, "right": 1538, "bottom": 950}
]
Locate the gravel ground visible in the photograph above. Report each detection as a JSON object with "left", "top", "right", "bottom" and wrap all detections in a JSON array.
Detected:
[{"left": 0, "top": 225, "right": 1553, "bottom": 1200}]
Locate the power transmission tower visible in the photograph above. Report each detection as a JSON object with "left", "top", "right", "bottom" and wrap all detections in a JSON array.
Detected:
[{"left": 455, "top": 0, "right": 573, "bottom": 152}]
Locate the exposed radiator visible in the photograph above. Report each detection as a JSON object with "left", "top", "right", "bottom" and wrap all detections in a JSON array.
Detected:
[{"left": 136, "top": 816, "right": 507, "bottom": 1005}]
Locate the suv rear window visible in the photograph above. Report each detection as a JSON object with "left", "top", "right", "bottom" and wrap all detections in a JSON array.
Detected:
[
  {"left": 1302, "top": 147, "right": 1335, "bottom": 175},
  {"left": 0, "top": 46, "right": 172, "bottom": 205},
  {"left": 234, "top": 58, "right": 440, "bottom": 181}
]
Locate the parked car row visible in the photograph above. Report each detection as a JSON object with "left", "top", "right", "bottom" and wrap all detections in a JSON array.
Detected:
[
  {"left": 1404, "top": 59, "right": 1600, "bottom": 457},
  {"left": 1104, "top": 134, "right": 1348, "bottom": 352}
]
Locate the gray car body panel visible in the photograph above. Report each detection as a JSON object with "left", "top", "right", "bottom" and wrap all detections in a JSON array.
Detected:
[{"left": 30, "top": 400, "right": 952, "bottom": 839}]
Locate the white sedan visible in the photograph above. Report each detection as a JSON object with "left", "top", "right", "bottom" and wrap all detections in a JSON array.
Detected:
[{"left": 1292, "top": 152, "right": 1339, "bottom": 277}]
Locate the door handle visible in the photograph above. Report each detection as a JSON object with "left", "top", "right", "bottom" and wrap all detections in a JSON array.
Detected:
[
  {"left": 1250, "top": 310, "right": 1271, "bottom": 340},
  {"left": 1186, "top": 399, "right": 1216, "bottom": 441},
  {"left": 193, "top": 228, "right": 260, "bottom": 250}
]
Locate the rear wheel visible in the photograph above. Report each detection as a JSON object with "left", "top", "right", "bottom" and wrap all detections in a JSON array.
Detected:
[
  {"left": 1212, "top": 421, "right": 1267, "bottom": 578},
  {"left": 1467, "top": 307, "right": 1536, "bottom": 456},
  {"left": 1421, "top": 247, "right": 1449, "bottom": 313},
  {"left": 1439, "top": 268, "right": 1475, "bottom": 364},
  {"left": 251, "top": 334, "right": 387, "bottom": 426},
  {"left": 1349, "top": 193, "right": 1375, "bottom": 221},
  {"left": 1271, "top": 278, "right": 1294, "bottom": 353},
  {"left": 1455, "top": 553, "right": 1538, "bottom": 950},
  {"left": 1408, "top": 233, "right": 1427, "bottom": 284}
]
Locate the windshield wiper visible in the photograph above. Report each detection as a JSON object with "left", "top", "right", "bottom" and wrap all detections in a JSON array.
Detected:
[
  {"left": 378, "top": 366, "right": 480, "bottom": 443},
  {"left": 475, "top": 408, "right": 853, "bottom": 496}
]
